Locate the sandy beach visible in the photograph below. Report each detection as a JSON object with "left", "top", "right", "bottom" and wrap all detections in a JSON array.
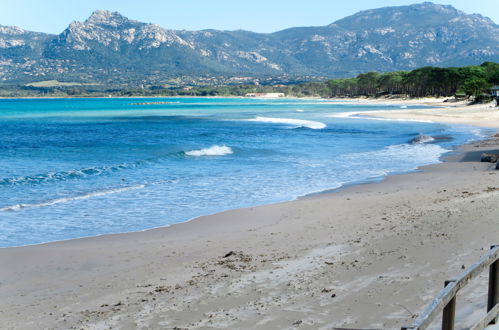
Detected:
[
  {"left": 362, "top": 99, "right": 499, "bottom": 128},
  {"left": 332, "top": 97, "right": 499, "bottom": 127},
  {"left": 1, "top": 100, "right": 499, "bottom": 329}
]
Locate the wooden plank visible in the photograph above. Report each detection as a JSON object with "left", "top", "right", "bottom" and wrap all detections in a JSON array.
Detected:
[
  {"left": 402, "top": 246, "right": 499, "bottom": 330},
  {"left": 488, "top": 259, "right": 499, "bottom": 313},
  {"left": 470, "top": 303, "right": 499, "bottom": 330},
  {"left": 442, "top": 281, "right": 456, "bottom": 330}
]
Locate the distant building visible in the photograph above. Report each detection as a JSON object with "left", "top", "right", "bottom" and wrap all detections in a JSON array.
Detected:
[{"left": 492, "top": 85, "right": 499, "bottom": 106}]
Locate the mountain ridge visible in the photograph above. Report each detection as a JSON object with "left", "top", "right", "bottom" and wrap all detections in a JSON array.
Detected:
[{"left": 1, "top": 2, "right": 498, "bottom": 87}]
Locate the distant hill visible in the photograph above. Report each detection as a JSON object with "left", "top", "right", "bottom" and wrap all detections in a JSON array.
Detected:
[{"left": 1, "top": 2, "right": 498, "bottom": 87}]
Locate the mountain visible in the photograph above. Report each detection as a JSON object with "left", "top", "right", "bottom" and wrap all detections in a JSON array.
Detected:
[{"left": 1, "top": 2, "right": 498, "bottom": 87}]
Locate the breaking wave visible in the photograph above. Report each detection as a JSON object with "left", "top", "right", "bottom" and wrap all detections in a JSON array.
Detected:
[
  {"left": 1, "top": 144, "right": 236, "bottom": 186},
  {"left": 327, "top": 111, "right": 433, "bottom": 123},
  {"left": 247, "top": 116, "right": 326, "bottom": 129},
  {"left": 185, "top": 145, "right": 233, "bottom": 157},
  {"left": 341, "top": 143, "right": 449, "bottom": 170},
  {"left": 0, "top": 184, "right": 146, "bottom": 212}
]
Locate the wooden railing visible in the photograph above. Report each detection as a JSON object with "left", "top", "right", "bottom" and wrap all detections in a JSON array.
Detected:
[{"left": 402, "top": 245, "right": 499, "bottom": 330}]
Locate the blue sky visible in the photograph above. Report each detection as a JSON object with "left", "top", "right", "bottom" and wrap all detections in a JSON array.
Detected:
[{"left": 1, "top": 0, "right": 497, "bottom": 34}]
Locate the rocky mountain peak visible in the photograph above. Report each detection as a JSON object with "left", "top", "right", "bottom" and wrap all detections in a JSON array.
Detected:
[
  {"left": 85, "top": 10, "right": 137, "bottom": 27},
  {"left": 414, "top": 2, "right": 463, "bottom": 15},
  {"left": 333, "top": 2, "right": 470, "bottom": 30},
  {"left": 52, "top": 10, "right": 192, "bottom": 52},
  {"left": 0, "top": 25, "right": 26, "bottom": 35}
]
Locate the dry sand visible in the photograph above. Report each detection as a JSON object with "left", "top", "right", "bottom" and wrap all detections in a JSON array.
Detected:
[
  {"left": 331, "top": 96, "right": 499, "bottom": 128},
  {"left": 365, "top": 100, "right": 499, "bottom": 128},
  {"left": 1, "top": 100, "right": 499, "bottom": 329}
]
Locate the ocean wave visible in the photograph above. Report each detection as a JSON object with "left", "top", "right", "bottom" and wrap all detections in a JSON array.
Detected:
[
  {"left": 185, "top": 145, "right": 233, "bottom": 157},
  {"left": 0, "top": 184, "right": 146, "bottom": 212},
  {"left": 1, "top": 143, "right": 234, "bottom": 186},
  {"left": 471, "top": 128, "right": 487, "bottom": 139},
  {"left": 247, "top": 116, "right": 326, "bottom": 129},
  {"left": 327, "top": 111, "right": 433, "bottom": 123},
  {"left": 327, "top": 111, "right": 362, "bottom": 118},
  {"left": 365, "top": 117, "right": 434, "bottom": 123},
  {"left": 0, "top": 162, "right": 142, "bottom": 187},
  {"left": 295, "top": 109, "right": 305, "bottom": 112},
  {"left": 386, "top": 143, "right": 448, "bottom": 162},
  {"left": 339, "top": 143, "right": 449, "bottom": 175},
  {"left": 410, "top": 134, "right": 435, "bottom": 144}
]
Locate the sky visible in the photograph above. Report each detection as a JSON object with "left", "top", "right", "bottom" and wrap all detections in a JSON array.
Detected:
[{"left": 0, "top": 0, "right": 497, "bottom": 34}]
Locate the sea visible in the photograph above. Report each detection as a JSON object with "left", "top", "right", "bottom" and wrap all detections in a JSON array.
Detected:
[{"left": 0, "top": 97, "right": 488, "bottom": 247}]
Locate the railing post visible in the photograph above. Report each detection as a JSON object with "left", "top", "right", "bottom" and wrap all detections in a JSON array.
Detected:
[
  {"left": 488, "top": 245, "right": 499, "bottom": 324},
  {"left": 442, "top": 280, "right": 456, "bottom": 330}
]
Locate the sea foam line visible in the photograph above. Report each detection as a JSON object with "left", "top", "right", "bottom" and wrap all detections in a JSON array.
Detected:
[
  {"left": 247, "top": 116, "right": 326, "bottom": 129},
  {"left": 0, "top": 184, "right": 146, "bottom": 212},
  {"left": 341, "top": 143, "right": 449, "bottom": 168},
  {"left": 185, "top": 145, "right": 233, "bottom": 157},
  {"left": 327, "top": 111, "right": 434, "bottom": 123}
]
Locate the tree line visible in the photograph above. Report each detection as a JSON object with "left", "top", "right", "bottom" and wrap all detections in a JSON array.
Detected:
[{"left": 288, "top": 62, "right": 499, "bottom": 99}]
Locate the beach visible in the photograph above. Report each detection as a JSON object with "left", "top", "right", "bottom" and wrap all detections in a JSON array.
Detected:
[
  {"left": 1, "top": 99, "right": 499, "bottom": 329},
  {"left": 362, "top": 99, "right": 499, "bottom": 128},
  {"left": 329, "top": 97, "right": 499, "bottom": 126}
]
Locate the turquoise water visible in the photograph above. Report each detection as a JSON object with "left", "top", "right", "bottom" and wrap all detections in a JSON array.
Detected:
[{"left": 0, "top": 98, "right": 485, "bottom": 247}]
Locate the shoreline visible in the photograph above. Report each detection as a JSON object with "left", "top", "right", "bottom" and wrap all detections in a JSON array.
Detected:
[
  {"left": 0, "top": 131, "right": 468, "bottom": 250},
  {"left": 0, "top": 94, "right": 460, "bottom": 102},
  {"left": 0, "top": 96, "right": 462, "bottom": 250},
  {"left": 0, "top": 169, "right": 428, "bottom": 250},
  {"left": 0, "top": 154, "right": 447, "bottom": 250},
  {"left": 1, "top": 99, "right": 499, "bottom": 329}
]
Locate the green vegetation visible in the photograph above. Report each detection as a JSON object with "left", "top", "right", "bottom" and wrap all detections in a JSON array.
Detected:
[
  {"left": 314, "top": 62, "right": 499, "bottom": 100},
  {"left": 1, "top": 62, "right": 498, "bottom": 100}
]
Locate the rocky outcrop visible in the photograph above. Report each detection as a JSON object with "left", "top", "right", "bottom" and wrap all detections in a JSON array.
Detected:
[{"left": 481, "top": 153, "right": 499, "bottom": 163}]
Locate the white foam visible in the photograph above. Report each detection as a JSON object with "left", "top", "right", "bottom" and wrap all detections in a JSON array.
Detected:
[
  {"left": 327, "top": 111, "right": 363, "bottom": 118},
  {"left": 365, "top": 117, "right": 434, "bottom": 123},
  {"left": 400, "top": 105, "right": 408, "bottom": 109},
  {"left": 471, "top": 128, "right": 487, "bottom": 138},
  {"left": 247, "top": 116, "right": 326, "bottom": 129},
  {"left": 327, "top": 111, "right": 434, "bottom": 123},
  {"left": 185, "top": 145, "right": 233, "bottom": 157},
  {"left": 0, "top": 184, "right": 146, "bottom": 212},
  {"left": 342, "top": 143, "right": 448, "bottom": 168},
  {"left": 295, "top": 109, "right": 304, "bottom": 112}
]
